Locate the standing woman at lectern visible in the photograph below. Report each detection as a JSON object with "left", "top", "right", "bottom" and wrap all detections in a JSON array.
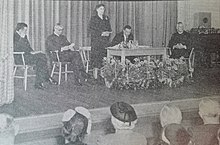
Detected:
[{"left": 89, "top": 4, "right": 112, "bottom": 80}]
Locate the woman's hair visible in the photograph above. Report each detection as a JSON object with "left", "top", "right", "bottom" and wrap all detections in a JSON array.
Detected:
[
  {"left": 15, "top": 23, "right": 28, "bottom": 31},
  {"left": 95, "top": 3, "right": 105, "bottom": 10},
  {"left": 94, "top": 3, "right": 105, "bottom": 16}
]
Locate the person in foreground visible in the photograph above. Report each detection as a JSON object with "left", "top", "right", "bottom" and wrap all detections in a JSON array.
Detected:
[
  {"left": 61, "top": 107, "right": 92, "bottom": 145},
  {"left": 0, "top": 113, "right": 19, "bottom": 145},
  {"left": 152, "top": 105, "right": 193, "bottom": 145},
  {"left": 188, "top": 99, "right": 220, "bottom": 145},
  {"left": 168, "top": 22, "right": 191, "bottom": 59},
  {"left": 110, "top": 25, "right": 134, "bottom": 47},
  {"left": 97, "top": 101, "right": 147, "bottom": 145},
  {"left": 14, "top": 23, "right": 58, "bottom": 89},
  {"left": 46, "top": 23, "right": 89, "bottom": 86}
]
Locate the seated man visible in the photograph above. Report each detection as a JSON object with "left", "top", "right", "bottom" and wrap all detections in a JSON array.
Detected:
[
  {"left": 62, "top": 107, "right": 91, "bottom": 145},
  {"left": 97, "top": 101, "right": 147, "bottom": 145},
  {"left": 46, "top": 23, "right": 88, "bottom": 86},
  {"left": 14, "top": 23, "right": 57, "bottom": 89},
  {"left": 168, "top": 22, "right": 191, "bottom": 59},
  {"left": 109, "top": 25, "right": 137, "bottom": 62},
  {"left": 110, "top": 25, "right": 134, "bottom": 47},
  {"left": 188, "top": 99, "right": 220, "bottom": 145}
]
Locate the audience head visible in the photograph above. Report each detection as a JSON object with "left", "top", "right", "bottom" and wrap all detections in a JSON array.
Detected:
[
  {"left": 53, "top": 23, "right": 64, "bottom": 36},
  {"left": 15, "top": 22, "right": 28, "bottom": 38},
  {"left": 163, "top": 124, "right": 191, "bottom": 145},
  {"left": 198, "top": 99, "right": 220, "bottom": 124},
  {"left": 160, "top": 105, "right": 182, "bottom": 128},
  {"left": 110, "top": 102, "right": 137, "bottom": 131},
  {"left": 176, "top": 22, "right": 184, "bottom": 34},
  {"left": 95, "top": 4, "right": 105, "bottom": 16},
  {"left": 62, "top": 107, "right": 91, "bottom": 143},
  {"left": 0, "top": 113, "right": 19, "bottom": 145},
  {"left": 123, "top": 25, "right": 132, "bottom": 38}
]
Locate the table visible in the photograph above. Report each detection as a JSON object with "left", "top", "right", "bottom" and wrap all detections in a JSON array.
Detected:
[{"left": 106, "top": 46, "right": 168, "bottom": 64}]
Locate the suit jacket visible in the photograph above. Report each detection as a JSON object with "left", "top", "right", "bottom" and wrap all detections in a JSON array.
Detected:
[
  {"left": 45, "top": 33, "right": 71, "bottom": 54},
  {"left": 168, "top": 31, "right": 191, "bottom": 49},
  {"left": 13, "top": 32, "right": 33, "bottom": 53},
  {"left": 188, "top": 124, "right": 220, "bottom": 145},
  {"left": 110, "top": 31, "right": 134, "bottom": 47}
]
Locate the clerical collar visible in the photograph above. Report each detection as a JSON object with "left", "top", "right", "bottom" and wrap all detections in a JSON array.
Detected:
[{"left": 177, "top": 31, "right": 184, "bottom": 34}]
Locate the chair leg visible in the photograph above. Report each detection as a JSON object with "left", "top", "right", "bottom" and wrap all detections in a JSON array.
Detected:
[
  {"left": 65, "top": 64, "right": 68, "bottom": 81},
  {"left": 24, "top": 66, "right": 28, "bottom": 91},
  {"left": 86, "top": 62, "right": 89, "bottom": 74},
  {"left": 58, "top": 63, "right": 62, "bottom": 85},
  {"left": 13, "top": 66, "right": 17, "bottom": 76},
  {"left": 93, "top": 68, "right": 98, "bottom": 79},
  {"left": 51, "top": 64, "right": 56, "bottom": 78}
]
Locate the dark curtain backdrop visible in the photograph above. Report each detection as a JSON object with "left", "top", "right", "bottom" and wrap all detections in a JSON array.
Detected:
[{"left": 13, "top": 0, "right": 177, "bottom": 52}]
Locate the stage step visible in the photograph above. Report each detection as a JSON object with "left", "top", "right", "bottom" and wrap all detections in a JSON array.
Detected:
[{"left": 14, "top": 96, "right": 220, "bottom": 145}]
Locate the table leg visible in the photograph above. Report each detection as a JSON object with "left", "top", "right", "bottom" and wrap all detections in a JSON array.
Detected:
[
  {"left": 147, "top": 56, "right": 150, "bottom": 62},
  {"left": 107, "top": 49, "right": 110, "bottom": 58},
  {"left": 121, "top": 50, "right": 125, "bottom": 64}
]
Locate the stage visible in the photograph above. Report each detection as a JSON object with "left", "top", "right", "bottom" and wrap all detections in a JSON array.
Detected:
[{"left": 0, "top": 66, "right": 220, "bottom": 118}]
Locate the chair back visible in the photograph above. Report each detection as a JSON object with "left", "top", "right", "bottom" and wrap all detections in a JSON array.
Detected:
[
  {"left": 79, "top": 46, "right": 91, "bottom": 68},
  {"left": 49, "top": 50, "right": 60, "bottom": 63},
  {"left": 13, "top": 52, "right": 26, "bottom": 66}
]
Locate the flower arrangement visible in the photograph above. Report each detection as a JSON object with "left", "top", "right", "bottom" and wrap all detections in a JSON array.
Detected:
[{"left": 100, "top": 56, "right": 190, "bottom": 90}]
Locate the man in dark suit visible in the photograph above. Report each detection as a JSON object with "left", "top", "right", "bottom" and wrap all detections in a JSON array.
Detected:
[
  {"left": 14, "top": 23, "right": 57, "bottom": 89},
  {"left": 46, "top": 23, "right": 88, "bottom": 86},
  {"left": 168, "top": 22, "right": 192, "bottom": 59},
  {"left": 110, "top": 25, "right": 134, "bottom": 47}
]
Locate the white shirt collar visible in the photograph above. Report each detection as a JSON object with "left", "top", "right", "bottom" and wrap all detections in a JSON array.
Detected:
[{"left": 54, "top": 32, "right": 60, "bottom": 37}]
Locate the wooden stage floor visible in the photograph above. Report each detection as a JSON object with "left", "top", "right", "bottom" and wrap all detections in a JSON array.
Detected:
[{"left": 1, "top": 66, "right": 220, "bottom": 118}]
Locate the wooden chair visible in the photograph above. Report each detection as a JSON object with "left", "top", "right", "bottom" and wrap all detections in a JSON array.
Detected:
[
  {"left": 50, "top": 50, "right": 73, "bottom": 85},
  {"left": 13, "top": 52, "right": 36, "bottom": 91},
  {"left": 79, "top": 46, "right": 92, "bottom": 74},
  {"left": 183, "top": 48, "right": 195, "bottom": 77}
]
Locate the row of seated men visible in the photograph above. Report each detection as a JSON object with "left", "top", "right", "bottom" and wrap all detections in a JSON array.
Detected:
[
  {"left": 14, "top": 22, "right": 90, "bottom": 89},
  {"left": 13, "top": 21, "right": 191, "bottom": 90},
  {"left": 1, "top": 98, "right": 219, "bottom": 145}
]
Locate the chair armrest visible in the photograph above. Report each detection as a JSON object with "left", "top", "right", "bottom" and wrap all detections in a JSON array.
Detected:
[
  {"left": 13, "top": 52, "right": 25, "bottom": 55},
  {"left": 79, "top": 46, "right": 91, "bottom": 51}
]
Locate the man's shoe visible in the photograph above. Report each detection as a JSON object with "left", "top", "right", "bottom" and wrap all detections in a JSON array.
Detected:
[
  {"left": 48, "top": 77, "right": 58, "bottom": 85},
  {"left": 34, "top": 83, "right": 45, "bottom": 90}
]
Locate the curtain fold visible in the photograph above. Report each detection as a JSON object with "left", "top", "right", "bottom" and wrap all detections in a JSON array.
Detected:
[
  {"left": 13, "top": 0, "right": 177, "bottom": 51},
  {"left": 0, "top": 0, "right": 14, "bottom": 106}
]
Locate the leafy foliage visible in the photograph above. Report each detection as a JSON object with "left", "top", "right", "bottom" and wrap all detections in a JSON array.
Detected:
[{"left": 101, "top": 57, "right": 190, "bottom": 90}]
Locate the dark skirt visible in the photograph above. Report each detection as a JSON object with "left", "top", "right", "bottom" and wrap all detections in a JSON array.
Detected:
[{"left": 90, "top": 37, "right": 110, "bottom": 68}]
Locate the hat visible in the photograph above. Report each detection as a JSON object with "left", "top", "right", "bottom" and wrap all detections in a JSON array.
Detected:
[
  {"left": 160, "top": 105, "right": 182, "bottom": 127},
  {"left": 75, "top": 107, "right": 91, "bottom": 119},
  {"left": 110, "top": 102, "right": 137, "bottom": 124},
  {"left": 75, "top": 106, "right": 92, "bottom": 134},
  {"left": 199, "top": 99, "right": 220, "bottom": 116},
  {"left": 62, "top": 109, "right": 76, "bottom": 122}
]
